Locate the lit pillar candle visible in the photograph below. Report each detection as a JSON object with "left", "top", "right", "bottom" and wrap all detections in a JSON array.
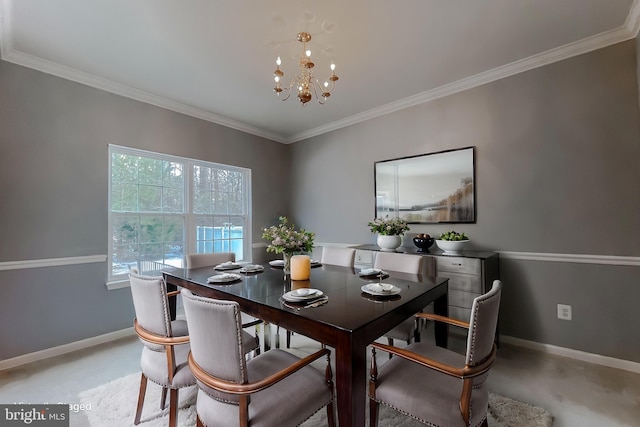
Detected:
[{"left": 290, "top": 255, "right": 311, "bottom": 281}]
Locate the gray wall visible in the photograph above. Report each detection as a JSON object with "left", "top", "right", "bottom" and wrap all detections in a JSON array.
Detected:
[
  {"left": 0, "top": 61, "right": 290, "bottom": 359},
  {"left": 2, "top": 39, "right": 639, "bottom": 364},
  {"left": 290, "top": 40, "right": 640, "bottom": 362}
]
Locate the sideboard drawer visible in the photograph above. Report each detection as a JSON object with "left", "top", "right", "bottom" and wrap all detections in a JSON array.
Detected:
[
  {"left": 442, "top": 272, "right": 482, "bottom": 293},
  {"left": 449, "top": 289, "right": 481, "bottom": 308},
  {"left": 437, "top": 256, "right": 481, "bottom": 274}
]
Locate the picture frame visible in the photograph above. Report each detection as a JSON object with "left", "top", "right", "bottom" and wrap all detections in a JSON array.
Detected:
[{"left": 374, "top": 146, "right": 476, "bottom": 224}]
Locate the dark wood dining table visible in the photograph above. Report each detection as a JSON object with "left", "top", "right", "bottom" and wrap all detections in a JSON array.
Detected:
[{"left": 163, "top": 263, "right": 449, "bottom": 427}]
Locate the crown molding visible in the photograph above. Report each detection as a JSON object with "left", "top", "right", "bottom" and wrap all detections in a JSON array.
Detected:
[
  {"left": 626, "top": 0, "right": 640, "bottom": 37},
  {"left": 287, "top": 19, "right": 639, "bottom": 143},
  {"left": 2, "top": 0, "right": 639, "bottom": 145},
  {"left": 0, "top": 50, "right": 287, "bottom": 143}
]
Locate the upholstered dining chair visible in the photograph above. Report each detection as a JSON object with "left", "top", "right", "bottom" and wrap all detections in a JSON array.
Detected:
[
  {"left": 368, "top": 280, "right": 502, "bottom": 427},
  {"left": 321, "top": 246, "right": 356, "bottom": 267},
  {"left": 128, "top": 272, "right": 196, "bottom": 427},
  {"left": 186, "top": 252, "right": 263, "bottom": 352},
  {"left": 185, "top": 252, "right": 236, "bottom": 269},
  {"left": 181, "top": 289, "right": 336, "bottom": 427},
  {"left": 373, "top": 252, "right": 426, "bottom": 347}
]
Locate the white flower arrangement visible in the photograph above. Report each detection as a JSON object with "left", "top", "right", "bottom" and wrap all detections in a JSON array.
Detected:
[
  {"left": 368, "top": 216, "right": 410, "bottom": 236},
  {"left": 262, "top": 216, "right": 315, "bottom": 254}
]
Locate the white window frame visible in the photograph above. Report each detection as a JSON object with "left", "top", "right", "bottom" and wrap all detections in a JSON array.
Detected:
[{"left": 108, "top": 145, "right": 252, "bottom": 283}]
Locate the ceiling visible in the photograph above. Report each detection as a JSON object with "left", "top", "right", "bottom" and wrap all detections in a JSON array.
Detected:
[{"left": 1, "top": 0, "right": 639, "bottom": 144}]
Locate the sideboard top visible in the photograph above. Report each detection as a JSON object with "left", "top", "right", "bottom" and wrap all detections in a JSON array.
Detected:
[{"left": 354, "top": 244, "right": 499, "bottom": 260}]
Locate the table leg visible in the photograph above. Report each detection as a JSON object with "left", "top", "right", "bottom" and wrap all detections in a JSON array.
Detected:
[
  {"left": 334, "top": 338, "right": 366, "bottom": 426},
  {"left": 263, "top": 322, "right": 271, "bottom": 352},
  {"left": 433, "top": 291, "right": 449, "bottom": 348},
  {"left": 166, "top": 282, "right": 178, "bottom": 321}
]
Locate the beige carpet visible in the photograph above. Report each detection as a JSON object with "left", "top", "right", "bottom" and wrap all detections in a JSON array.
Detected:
[{"left": 78, "top": 372, "right": 553, "bottom": 427}]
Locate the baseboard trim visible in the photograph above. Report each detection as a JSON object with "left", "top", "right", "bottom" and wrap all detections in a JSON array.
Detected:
[
  {"left": 0, "top": 327, "right": 136, "bottom": 371},
  {"left": 501, "top": 335, "right": 640, "bottom": 374}
]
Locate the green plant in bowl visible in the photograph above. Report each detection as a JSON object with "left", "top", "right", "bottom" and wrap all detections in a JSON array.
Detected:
[
  {"left": 436, "top": 231, "right": 470, "bottom": 253},
  {"left": 439, "top": 231, "right": 469, "bottom": 241}
]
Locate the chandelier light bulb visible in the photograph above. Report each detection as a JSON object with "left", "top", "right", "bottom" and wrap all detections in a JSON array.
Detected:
[
  {"left": 330, "top": 62, "right": 336, "bottom": 71},
  {"left": 324, "top": 81, "right": 329, "bottom": 88},
  {"left": 274, "top": 76, "right": 280, "bottom": 83},
  {"left": 276, "top": 56, "right": 281, "bottom": 66}
]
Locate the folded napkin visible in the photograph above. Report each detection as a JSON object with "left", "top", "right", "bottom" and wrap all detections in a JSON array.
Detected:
[
  {"left": 214, "top": 261, "right": 240, "bottom": 270},
  {"left": 207, "top": 273, "right": 240, "bottom": 282},
  {"left": 367, "top": 283, "right": 394, "bottom": 293},
  {"left": 240, "top": 264, "right": 264, "bottom": 273}
]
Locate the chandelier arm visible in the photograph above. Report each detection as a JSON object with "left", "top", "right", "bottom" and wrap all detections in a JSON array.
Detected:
[{"left": 310, "top": 80, "right": 321, "bottom": 104}]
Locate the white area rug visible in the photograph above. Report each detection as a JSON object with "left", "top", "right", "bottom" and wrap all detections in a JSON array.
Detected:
[{"left": 78, "top": 372, "right": 553, "bottom": 427}]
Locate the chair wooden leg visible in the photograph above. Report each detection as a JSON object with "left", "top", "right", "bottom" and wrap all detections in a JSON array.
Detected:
[
  {"left": 326, "top": 402, "right": 336, "bottom": 427},
  {"left": 168, "top": 388, "right": 179, "bottom": 427},
  {"left": 160, "top": 386, "right": 168, "bottom": 410},
  {"left": 286, "top": 330, "right": 292, "bottom": 348},
  {"left": 369, "top": 398, "right": 379, "bottom": 427},
  {"left": 134, "top": 373, "right": 148, "bottom": 425},
  {"left": 275, "top": 325, "right": 281, "bottom": 349},
  {"left": 197, "top": 415, "right": 204, "bottom": 427}
]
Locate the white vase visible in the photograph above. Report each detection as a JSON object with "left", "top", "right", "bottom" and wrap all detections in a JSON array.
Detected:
[{"left": 377, "top": 234, "right": 402, "bottom": 251}]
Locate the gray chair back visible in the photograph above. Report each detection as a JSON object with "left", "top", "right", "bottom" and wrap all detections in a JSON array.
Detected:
[
  {"left": 186, "top": 252, "right": 236, "bottom": 269},
  {"left": 466, "top": 280, "right": 502, "bottom": 366},
  {"left": 321, "top": 246, "right": 356, "bottom": 267},
  {"left": 129, "top": 272, "right": 172, "bottom": 340},
  {"left": 181, "top": 289, "right": 247, "bottom": 384},
  {"left": 374, "top": 252, "right": 423, "bottom": 274}
]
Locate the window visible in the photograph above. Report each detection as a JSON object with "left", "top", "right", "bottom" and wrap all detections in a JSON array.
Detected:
[{"left": 108, "top": 145, "right": 251, "bottom": 281}]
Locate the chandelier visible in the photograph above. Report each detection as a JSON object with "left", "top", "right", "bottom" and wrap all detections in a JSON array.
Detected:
[{"left": 273, "top": 32, "right": 339, "bottom": 105}]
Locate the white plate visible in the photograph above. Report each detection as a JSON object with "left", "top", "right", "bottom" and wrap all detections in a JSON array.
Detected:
[
  {"left": 269, "top": 260, "right": 285, "bottom": 267},
  {"left": 214, "top": 262, "right": 241, "bottom": 271},
  {"left": 282, "top": 289, "right": 324, "bottom": 302},
  {"left": 239, "top": 264, "right": 264, "bottom": 273},
  {"left": 207, "top": 273, "right": 242, "bottom": 283},
  {"left": 361, "top": 283, "right": 401, "bottom": 296}
]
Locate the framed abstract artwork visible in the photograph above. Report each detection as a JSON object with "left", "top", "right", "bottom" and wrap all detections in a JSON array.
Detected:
[{"left": 374, "top": 146, "right": 476, "bottom": 224}]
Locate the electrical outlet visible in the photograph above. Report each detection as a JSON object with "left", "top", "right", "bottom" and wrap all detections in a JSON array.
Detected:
[{"left": 557, "top": 304, "right": 572, "bottom": 320}]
